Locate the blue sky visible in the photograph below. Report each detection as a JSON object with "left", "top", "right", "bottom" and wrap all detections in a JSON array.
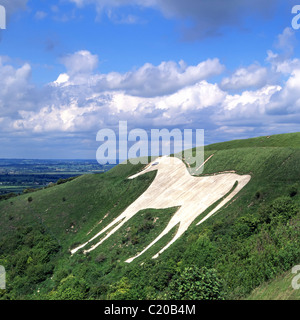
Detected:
[{"left": 1, "top": 0, "right": 300, "bottom": 159}]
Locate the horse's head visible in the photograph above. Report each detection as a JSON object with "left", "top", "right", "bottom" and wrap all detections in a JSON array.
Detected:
[{"left": 128, "top": 155, "right": 187, "bottom": 180}]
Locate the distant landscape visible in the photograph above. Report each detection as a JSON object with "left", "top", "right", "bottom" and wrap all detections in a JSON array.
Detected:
[{"left": 0, "top": 159, "right": 114, "bottom": 196}]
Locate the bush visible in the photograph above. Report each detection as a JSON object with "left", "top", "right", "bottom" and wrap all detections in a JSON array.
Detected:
[
  {"left": 268, "top": 196, "right": 298, "bottom": 225},
  {"left": 107, "top": 277, "right": 132, "bottom": 300},
  {"left": 49, "top": 275, "right": 89, "bottom": 300},
  {"left": 95, "top": 254, "right": 106, "bottom": 263},
  {"left": 288, "top": 184, "right": 298, "bottom": 197},
  {"left": 0, "top": 192, "right": 17, "bottom": 202},
  {"left": 166, "top": 266, "right": 224, "bottom": 300},
  {"left": 258, "top": 196, "right": 298, "bottom": 226},
  {"left": 23, "top": 188, "right": 36, "bottom": 194},
  {"left": 255, "top": 191, "right": 262, "bottom": 199}
]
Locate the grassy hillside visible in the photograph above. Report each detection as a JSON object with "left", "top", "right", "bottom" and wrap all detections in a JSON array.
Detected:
[
  {"left": 0, "top": 132, "right": 299, "bottom": 300},
  {"left": 205, "top": 132, "right": 300, "bottom": 150},
  {"left": 246, "top": 270, "right": 300, "bottom": 300}
]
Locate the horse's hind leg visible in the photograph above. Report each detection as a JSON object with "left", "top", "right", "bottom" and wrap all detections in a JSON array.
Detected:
[
  {"left": 151, "top": 228, "right": 184, "bottom": 259},
  {"left": 70, "top": 210, "right": 130, "bottom": 254},
  {"left": 125, "top": 220, "right": 181, "bottom": 263},
  {"left": 83, "top": 214, "right": 130, "bottom": 253}
]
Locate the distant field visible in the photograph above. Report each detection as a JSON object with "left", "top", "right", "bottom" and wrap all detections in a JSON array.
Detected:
[{"left": 0, "top": 159, "right": 115, "bottom": 195}]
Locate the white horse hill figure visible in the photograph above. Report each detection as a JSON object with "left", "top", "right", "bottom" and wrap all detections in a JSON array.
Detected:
[{"left": 71, "top": 156, "right": 251, "bottom": 262}]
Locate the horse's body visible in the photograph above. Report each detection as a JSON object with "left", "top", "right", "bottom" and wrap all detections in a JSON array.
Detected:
[{"left": 71, "top": 156, "right": 251, "bottom": 262}]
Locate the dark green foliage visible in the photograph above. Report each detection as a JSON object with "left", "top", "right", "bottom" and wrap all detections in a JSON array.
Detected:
[
  {"left": 56, "top": 176, "right": 78, "bottom": 185},
  {"left": 255, "top": 191, "right": 262, "bottom": 199},
  {"left": 288, "top": 184, "right": 298, "bottom": 197},
  {"left": 166, "top": 266, "right": 224, "bottom": 300},
  {"left": 181, "top": 234, "right": 218, "bottom": 268},
  {"left": 0, "top": 192, "right": 18, "bottom": 202},
  {"left": 259, "top": 196, "right": 298, "bottom": 226},
  {"left": 0, "top": 226, "right": 60, "bottom": 299},
  {"left": 23, "top": 188, "right": 37, "bottom": 194}
]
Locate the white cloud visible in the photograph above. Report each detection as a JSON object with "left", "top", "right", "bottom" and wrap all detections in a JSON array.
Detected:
[
  {"left": 55, "top": 53, "right": 225, "bottom": 97},
  {"left": 220, "top": 64, "right": 271, "bottom": 91},
  {"left": 60, "top": 50, "right": 99, "bottom": 76},
  {"left": 53, "top": 73, "right": 70, "bottom": 85},
  {"left": 221, "top": 85, "right": 281, "bottom": 115},
  {"left": 156, "top": 81, "right": 225, "bottom": 111},
  {"left": 267, "top": 69, "right": 300, "bottom": 114},
  {"left": 14, "top": 80, "right": 225, "bottom": 134},
  {"left": 0, "top": 57, "right": 33, "bottom": 116},
  {"left": 107, "top": 58, "right": 224, "bottom": 97},
  {"left": 14, "top": 101, "right": 100, "bottom": 133},
  {"left": 267, "top": 28, "right": 299, "bottom": 74},
  {"left": 267, "top": 50, "right": 300, "bottom": 74}
]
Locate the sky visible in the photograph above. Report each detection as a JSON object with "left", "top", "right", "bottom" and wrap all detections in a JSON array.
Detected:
[{"left": 1, "top": 0, "right": 300, "bottom": 159}]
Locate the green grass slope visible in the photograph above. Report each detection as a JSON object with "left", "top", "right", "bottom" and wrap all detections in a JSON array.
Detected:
[
  {"left": 205, "top": 132, "right": 300, "bottom": 150},
  {"left": 245, "top": 270, "right": 300, "bottom": 300},
  {"left": 0, "top": 132, "right": 299, "bottom": 300}
]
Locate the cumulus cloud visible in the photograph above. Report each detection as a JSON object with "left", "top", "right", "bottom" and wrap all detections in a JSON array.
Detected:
[
  {"left": 14, "top": 79, "right": 225, "bottom": 134},
  {"left": 54, "top": 51, "right": 225, "bottom": 97},
  {"left": 221, "top": 85, "right": 281, "bottom": 113},
  {"left": 220, "top": 64, "right": 272, "bottom": 91},
  {"left": 267, "top": 50, "right": 300, "bottom": 74},
  {"left": 109, "top": 59, "right": 225, "bottom": 97},
  {"left": 267, "top": 69, "right": 300, "bottom": 115},
  {"left": 14, "top": 101, "right": 101, "bottom": 133},
  {"left": 0, "top": 56, "right": 34, "bottom": 116},
  {"left": 60, "top": 50, "right": 99, "bottom": 76}
]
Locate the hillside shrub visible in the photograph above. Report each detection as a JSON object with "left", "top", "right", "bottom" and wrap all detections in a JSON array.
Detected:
[{"left": 166, "top": 266, "right": 224, "bottom": 300}]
